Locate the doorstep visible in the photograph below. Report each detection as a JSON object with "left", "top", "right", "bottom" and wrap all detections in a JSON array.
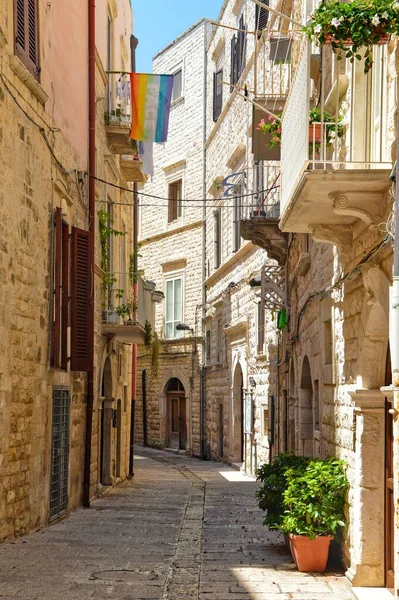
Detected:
[{"left": 351, "top": 587, "right": 394, "bottom": 600}]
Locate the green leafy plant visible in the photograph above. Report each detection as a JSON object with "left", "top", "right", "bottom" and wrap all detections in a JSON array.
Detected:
[
  {"left": 256, "top": 110, "right": 283, "bottom": 148},
  {"left": 151, "top": 331, "right": 162, "bottom": 376},
  {"left": 256, "top": 453, "right": 311, "bottom": 530},
  {"left": 144, "top": 320, "right": 153, "bottom": 347},
  {"left": 129, "top": 244, "right": 143, "bottom": 285},
  {"left": 104, "top": 104, "right": 126, "bottom": 125},
  {"left": 280, "top": 458, "right": 348, "bottom": 539},
  {"left": 98, "top": 209, "right": 126, "bottom": 303},
  {"left": 303, "top": 0, "right": 399, "bottom": 73},
  {"left": 308, "top": 107, "right": 345, "bottom": 149}
]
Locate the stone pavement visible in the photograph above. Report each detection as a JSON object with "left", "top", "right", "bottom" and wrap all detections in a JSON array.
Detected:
[{"left": 0, "top": 447, "right": 355, "bottom": 600}]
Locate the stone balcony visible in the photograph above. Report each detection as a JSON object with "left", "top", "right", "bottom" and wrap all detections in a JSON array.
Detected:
[
  {"left": 101, "top": 274, "right": 158, "bottom": 344},
  {"left": 279, "top": 38, "right": 392, "bottom": 254},
  {"left": 240, "top": 163, "right": 288, "bottom": 265},
  {"left": 120, "top": 155, "right": 147, "bottom": 183}
]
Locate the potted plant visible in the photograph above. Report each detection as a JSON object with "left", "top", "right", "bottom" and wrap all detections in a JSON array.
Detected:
[
  {"left": 308, "top": 107, "right": 345, "bottom": 147},
  {"left": 280, "top": 458, "right": 348, "bottom": 572},
  {"left": 303, "top": 0, "right": 399, "bottom": 73},
  {"left": 256, "top": 110, "right": 283, "bottom": 148},
  {"left": 256, "top": 453, "right": 310, "bottom": 531}
]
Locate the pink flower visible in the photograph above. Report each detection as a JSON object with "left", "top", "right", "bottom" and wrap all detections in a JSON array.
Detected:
[
  {"left": 268, "top": 115, "right": 274, "bottom": 121},
  {"left": 276, "top": 127, "right": 282, "bottom": 133}
]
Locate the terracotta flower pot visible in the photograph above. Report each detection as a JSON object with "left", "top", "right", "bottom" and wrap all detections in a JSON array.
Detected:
[
  {"left": 323, "top": 31, "right": 389, "bottom": 47},
  {"left": 309, "top": 123, "right": 322, "bottom": 143},
  {"left": 289, "top": 533, "right": 333, "bottom": 572}
]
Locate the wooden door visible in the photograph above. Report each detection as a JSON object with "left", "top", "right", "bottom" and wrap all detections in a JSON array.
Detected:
[
  {"left": 168, "top": 394, "right": 187, "bottom": 450},
  {"left": 179, "top": 398, "right": 187, "bottom": 450}
]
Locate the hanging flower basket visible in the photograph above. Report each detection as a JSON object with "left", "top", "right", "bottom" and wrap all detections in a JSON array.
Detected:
[{"left": 303, "top": 0, "right": 399, "bottom": 73}]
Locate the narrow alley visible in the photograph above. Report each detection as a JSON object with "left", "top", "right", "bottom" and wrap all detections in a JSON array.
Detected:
[{"left": 0, "top": 448, "right": 354, "bottom": 600}]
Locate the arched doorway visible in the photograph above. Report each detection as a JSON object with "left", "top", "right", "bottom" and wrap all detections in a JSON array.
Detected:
[
  {"left": 166, "top": 378, "right": 187, "bottom": 450},
  {"left": 299, "top": 356, "right": 313, "bottom": 456},
  {"left": 101, "top": 357, "right": 114, "bottom": 486},
  {"left": 287, "top": 360, "right": 296, "bottom": 451},
  {"left": 116, "top": 398, "right": 122, "bottom": 478},
  {"left": 232, "top": 363, "right": 244, "bottom": 462}
]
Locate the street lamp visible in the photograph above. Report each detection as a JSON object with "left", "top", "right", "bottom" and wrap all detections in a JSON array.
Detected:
[{"left": 176, "top": 323, "right": 194, "bottom": 334}]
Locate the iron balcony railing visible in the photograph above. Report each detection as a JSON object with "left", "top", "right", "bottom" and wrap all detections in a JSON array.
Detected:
[
  {"left": 280, "top": 37, "right": 392, "bottom": 214},
  {"left": 241, "top": 162, "right": 280, "bottom": 221},
  {"left": 105, "top": 73, "right": 131, "bottom": 127},
  {"left": 102, "top": 273, "right": 154, "bottom": 327}
]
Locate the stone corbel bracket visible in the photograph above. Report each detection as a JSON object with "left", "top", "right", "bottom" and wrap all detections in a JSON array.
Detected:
[
  {"left": 310, "top": 224, "right": 352, "bottom": 259},
  {"left": 330, "top": 191, "right": 384, "bottom": 227}
]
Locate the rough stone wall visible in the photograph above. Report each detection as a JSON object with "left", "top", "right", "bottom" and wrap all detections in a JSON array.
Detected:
[
  {"left": 0, "top": 4, "right": 89, "bottom": 540},
  {"left": 136, "top": 22, "right": 208, "bottom": 456},
  {"left": 204, "top": 0, "right": 279, "bottom": 468},
  {"left": 0, "top": 0, "right": 134, "bottom": 541}
]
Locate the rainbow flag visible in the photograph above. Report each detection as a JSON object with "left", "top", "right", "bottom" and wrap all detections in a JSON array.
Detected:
[{"left": 130, "top": 73, "right": 174, "bottom": 143}]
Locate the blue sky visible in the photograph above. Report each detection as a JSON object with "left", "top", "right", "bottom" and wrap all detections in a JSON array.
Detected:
[{"left": 131, "top": 1, "right": 220, "bottom": 72}]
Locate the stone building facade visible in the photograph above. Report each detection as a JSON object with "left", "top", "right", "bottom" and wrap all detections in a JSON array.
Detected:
[
  {"left": 0, "top": 0, "right": 145, "bottom": 541},
  {"left": 135, "top": 21, "right": 210, "bottom": 457}
]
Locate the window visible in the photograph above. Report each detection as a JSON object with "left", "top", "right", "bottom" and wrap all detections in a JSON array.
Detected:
[
  {"left": 216, "top": 319, "right": 223, "bottom": 363},
  {"left": 172, "top": 68, "right": 183, "bottom": 102},
  {"left": 313, "top": 380, "right": 320, "bottom": 431},
  {"left": 255, "top": 0, "right": 269, "bottom": 38},
  {"left": 230, "top": 15, "right": 246, "bottom": 90},
  {"left": 214, "top": 208, "right": 222, "bottom": 269},
  {"left": 257, "top": 301, "right": 265, "bottom": 354},
  {"left": 205, "top": 330, "right": 211, "bottom": 364},
  {"left": 168, "top": 180, "right": 182, "bottom": 223},
  {"left": 232, "top": 185, "right": 243, "bottom": 252},
  {"left": 263, "top": 407, "right": 269, "bottom": 437},
  {"left": 14, "top": 0, "right": 40, "bottom": 80},
  {"left": 213, "top": 69, "right": 223, "bottom": 122},
  {"left": 52, "top": 208, "right": 69, "bottom": 370},
  {"left": 165, "top": 276, "right": 183, "bottom": 338}
]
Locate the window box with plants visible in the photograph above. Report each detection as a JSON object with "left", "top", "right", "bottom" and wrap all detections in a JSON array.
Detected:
[
  {"left": 303, "top": 0, "right": 399, "bottom": 73},
  {"left": 257, "top": 107, "right": 344, "bottom": 152}
]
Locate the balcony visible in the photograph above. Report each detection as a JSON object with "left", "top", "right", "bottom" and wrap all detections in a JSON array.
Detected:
[
  {"left": 279, "top": 39, "right": 392, "bottom": 253},
  {"left": 105, "top": 73, "right": 143, "bottom": 161},
  {"left": 240, "top": 163, "right": 288, "bottom": 265},
  {"left": 120, "top": 155, "right": 147, "bottom": 183},
  {"left": 101, "top": 274, "right": 156, "bottom": 344}
]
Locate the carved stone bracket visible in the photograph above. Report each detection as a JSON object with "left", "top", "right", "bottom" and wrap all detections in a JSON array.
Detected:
[
  {"left": 310, "top": 224, "right": 353, "bottom": 255},
  {"left": 330, "top": 191, "right": 383, "bottom": 226},
  {"left": 241, "top": 218, "right": 288, "bottom": 265}
]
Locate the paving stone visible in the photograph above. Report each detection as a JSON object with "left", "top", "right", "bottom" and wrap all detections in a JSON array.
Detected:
[{"left": 0, "top": 448, "right": 356, "bottom": 600}]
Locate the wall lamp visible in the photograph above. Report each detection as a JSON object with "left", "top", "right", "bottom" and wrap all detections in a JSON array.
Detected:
[{"left": 176, "top": 323, "right": 194, "bottom": 334}]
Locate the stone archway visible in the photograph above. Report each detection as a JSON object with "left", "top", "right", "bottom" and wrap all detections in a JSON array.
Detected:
[
  {"left": 299, "top": 356, "right": 313, "bottom": 456},
  {"left": 232, "top": 362, "right": 244, "bottom": 463},
  {"left": 159, "top": 369, "right": 192, "bottom": 452},
  {"left": 165, "top": 378, "right": 187, "bottom": 451}
]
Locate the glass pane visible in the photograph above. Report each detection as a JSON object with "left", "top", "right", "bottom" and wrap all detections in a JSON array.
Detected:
[
  {"left": 174, "top": 279, "right": 182, "bottom": 322},
  {"left": 166, "top": 322, "right": 173, "bottom": 339},
  {"left": 172, "top": 70, "right": 182, "bottom": 101},
  {"left": 166, "top": 281, "right": 174, "bottom": 322}
]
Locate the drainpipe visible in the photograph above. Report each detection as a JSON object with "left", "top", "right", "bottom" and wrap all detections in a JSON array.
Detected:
[
  {"left": 83, "top": 0, "right": 96, "bottom": 508},
  {"left": 128, "top": 35, "right": 139, "bottom": 478}
]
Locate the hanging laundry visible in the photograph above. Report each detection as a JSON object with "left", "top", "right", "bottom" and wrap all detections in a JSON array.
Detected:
[
  {"left": 139, "top": 141, "right": 154, "bottom": 178},
  {"left": 130, "top": 73, "right": 174, "bottom": 143}
]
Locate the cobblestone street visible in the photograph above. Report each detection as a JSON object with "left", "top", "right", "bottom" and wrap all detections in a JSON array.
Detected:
[{"left": 0, "top": 448, "right": 355, "bottom": 600}]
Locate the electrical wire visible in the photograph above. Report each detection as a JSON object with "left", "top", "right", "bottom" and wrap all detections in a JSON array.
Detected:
[{"left": 291, "top": 234, "right": 390, "bottom": 341}]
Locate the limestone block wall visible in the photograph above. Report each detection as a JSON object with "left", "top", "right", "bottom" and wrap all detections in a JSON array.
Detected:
[{"left": 136, "top": 21, "right": 208, "bottom": 456}]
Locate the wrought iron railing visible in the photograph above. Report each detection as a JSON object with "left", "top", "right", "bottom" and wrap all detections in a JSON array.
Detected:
[
  {"left": 241, "top": 162, "right": 280, "bottom": 221},
  {"left": 280, "top": 38, "right": 392, "bottom": 214},
  {"left": 105, "top": 73, "right": 131, "bottom": 127}
]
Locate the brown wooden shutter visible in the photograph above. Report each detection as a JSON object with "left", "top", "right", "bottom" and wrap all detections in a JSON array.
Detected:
[
  {"left": 14, "top": 0, "right": 39, "bottom": 79},
  {"left": 213, "top": 70, "right": 223, "bottom": 122},
  {"left": 230, "top": 35, "right": 237, "bottom": 91},
  {"left": 61, "top": 221, "right": 69, "bottom": 370},
  {"left": 237, "top": 15, "right": 246, "bottom": 80},
  {"left": 256, "top": 0, "right": 269, "bottom": 38},
  {"left": 71, "top": 227, "right": 91, "bottom": 372},
  {"left": 52, "top": 208, "right": 62, "bottom": 369}
]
